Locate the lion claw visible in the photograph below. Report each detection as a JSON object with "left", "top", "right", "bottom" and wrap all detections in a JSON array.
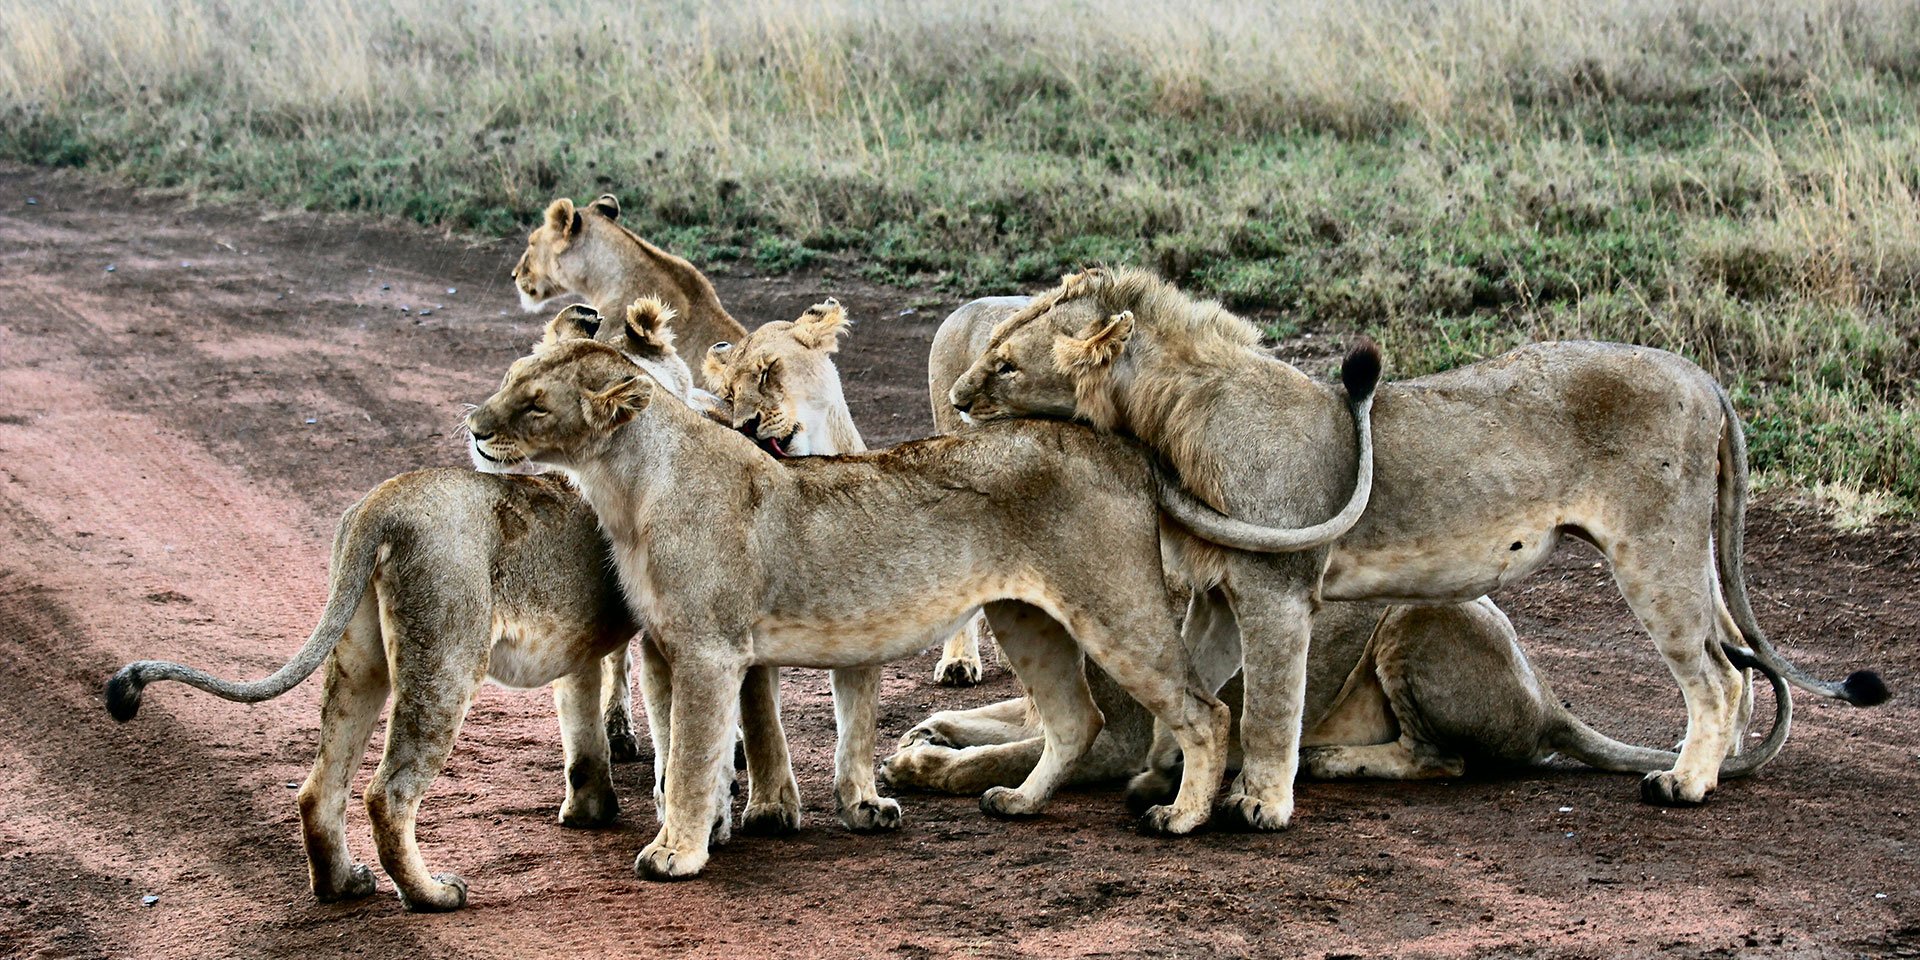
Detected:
[{"left": 1640, "top": 771, "right": 1709, "bottom": 807}]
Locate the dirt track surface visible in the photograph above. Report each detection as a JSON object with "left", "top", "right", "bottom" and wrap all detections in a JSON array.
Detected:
[{"left": 0, "top": 164, "right": 1915, "bottom": 959}]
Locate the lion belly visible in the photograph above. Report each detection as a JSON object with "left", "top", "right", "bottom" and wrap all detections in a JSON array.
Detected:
[{"left": 485, "top": 612, "right": 612, "bottom": 689}]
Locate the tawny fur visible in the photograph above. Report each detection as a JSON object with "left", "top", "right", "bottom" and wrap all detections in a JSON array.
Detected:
[
  {"left": 947, "top": 267, "right": 1880, "bottom": 823},
  {"left": 512, "top": 193, "right": 747, "bottom": 372},
  {"left": 464, "top": 333, "right": 1357, "bottom": 878}
]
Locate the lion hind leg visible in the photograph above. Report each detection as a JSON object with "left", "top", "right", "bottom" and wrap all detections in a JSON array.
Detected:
[
  {"left": 555, "top": 653, "right": 619, "bottom": 828},
  {"left": 1613, "top": 552, "right": 1744, "bottom": 806},
  {"left": 362, "top": 585, "right": 487, "bottom": 912},
  {"left": 882, "top": 738, "right": 1046, "bottom": 794},
  {"left": 298, "top": 590, "right": 387, "bottom": 903},
  {"left": 1300, "top": 738, "right": 1464, "bottom": 780},
  {"left": 896, "top": 695, "right": 1034, "bottom": 751},
  {"left": 1218, "top": 575, "right": 1317, "bottom": 832},
  {"left": 601, "top": 642, "right": 643, "bottom": 764},
  {"left": 1300, "top": 642, "right": 1397, "bottom": 749}
]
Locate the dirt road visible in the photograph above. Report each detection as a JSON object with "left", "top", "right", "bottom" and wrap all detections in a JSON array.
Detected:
[{"left": 0, "top": 165, "right": 1914, "bottom": 959}]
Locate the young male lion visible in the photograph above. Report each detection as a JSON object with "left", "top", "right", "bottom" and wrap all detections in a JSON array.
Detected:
[
  {"left": 464, "top": 323, "right": 1378, "bottom": 879},
  {"left": 948, "top": 267, "right": 1886, "bottom": 827},
  {"left": 100, "top": 305, "right": 774, "bottom": 913}
]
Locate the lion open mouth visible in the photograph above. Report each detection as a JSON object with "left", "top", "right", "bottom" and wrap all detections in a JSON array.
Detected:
[{"left": 736, "top": 416, "right": 792, "bottom": 459}]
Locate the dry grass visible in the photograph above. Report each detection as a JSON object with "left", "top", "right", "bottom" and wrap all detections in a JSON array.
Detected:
[{"left": 2, "top": 0, "right": 1917, "bottom": 511}]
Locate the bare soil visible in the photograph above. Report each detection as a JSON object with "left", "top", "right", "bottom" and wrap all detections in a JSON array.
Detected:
[{"left": 0, "top": 164, "right": 1915, "bottom": 960}]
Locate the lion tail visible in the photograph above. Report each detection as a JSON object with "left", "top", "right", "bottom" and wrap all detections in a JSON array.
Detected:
[
  {"left": 105, "top": 494, "right": 384, "bottom": 722},
  {"left": 1709, "top": 386, "right": 1888, "bottom": 706},
  {"left": 1154, "top": 339, "right": 1379, "bottom": 553},
  {"left": 1547, "top": 643, "right": 1792, "bottom": 779}
]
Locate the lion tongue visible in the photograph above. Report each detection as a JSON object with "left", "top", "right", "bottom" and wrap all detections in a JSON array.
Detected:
[{"left": 765, "top": 435, "right": 787, "bottom": 458}]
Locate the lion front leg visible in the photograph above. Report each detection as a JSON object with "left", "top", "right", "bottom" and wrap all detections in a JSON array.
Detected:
[
  {"left": 636, "top": 651, "right": 744, "bottom": 882},
  {"left": 976, "top": 602, "right": 1103, "bottom": 818},
  {"left": 830, "top": 665, "right": 902, "bottom": 832},
  {"left": 738, "top": 664, "right": 802, "bottom": 835},
  {"left": 932, "top": 612, "right": 991, "bottom": 686},
  {"left": 1218, "top": 576, "right": 1316, "bottom": 832}
]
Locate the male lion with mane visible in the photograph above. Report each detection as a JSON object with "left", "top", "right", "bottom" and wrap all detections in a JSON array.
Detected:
[
  {"left": 464, "top": 321, "right": 1376, "bottom": 878},
  {"left": 948, "top": 266, "right": 1886, "bottom": 828}
]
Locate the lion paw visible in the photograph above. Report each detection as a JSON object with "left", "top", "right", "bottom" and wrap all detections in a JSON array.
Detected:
[
  {"left": 396, "top": 873, "right": 468, "bottom": 913},
  {"left": 1640, "top": 770, "right": 1710, "bottom": 807},
  {"left": 1124, "top": 767, "right": 1180, "bottom": 816},
  {"left": 933, "top": 656, "right": 983, "bottom": 687},
  {"left": 1138, "top": 804, "right": 1205, "bottom": 837},
  {"left": 634, "top": 843, "right": 706, "bottom": 882},
  {"left": 740, "top": 801, "right": 804, "bottom": 836},
  {"left": 1216, "top": 793, "right": 1292, "bottom": 832},
  {"left": 895, "top": 721, "right": 957, "bottom": 751},
  {"left": 979, "top": 785, "right": 1042, "bottom": 819},
  {"left": 879, "top": 743, "right": 954, "bottom": 790},
  {"left": 608, "top": 729, "right": 644, "bottom": 765},
  {"left": 559, "top": 788, "right": 620, "bottom": 829},
  {"left": 313, "top": 862, "right": 377, "bottom": 902},
  {"left": 839, "top": 796, "right": 903, "bottom": 833}
]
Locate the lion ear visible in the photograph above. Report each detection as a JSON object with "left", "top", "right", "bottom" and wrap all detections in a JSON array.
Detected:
[
  {"left": 588, "top": 194, "right": 621, "bottom": 220},
  {"left": 1053, "top": 310, "right": 1134, "bottom": 373},
  {"left": 622, "top": 296, "right": 678, "bottom": 357},
  {"left": 545, "top": 197, "right": 582, "bottom": 236},
  {"left": 540, "top": 304, "right": 602, "bottom": 349},
  {"left": 701, "top": 341, "right": 734, "bottom": 391},
  {"left": 1060, "top": 266, "right": 1111, "bottom": 299},
  {"left": 792, "top": 298, "right": 850, "bottom": 352},
  {"left": 585, "top": 375, "right": 654, "bottom": 430}
]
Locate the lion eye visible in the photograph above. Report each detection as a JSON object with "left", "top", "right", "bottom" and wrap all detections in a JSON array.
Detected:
[
  {"left": 995, "top": 360, "right": 1016, "bottom": 376},
  {"left": 526, "top": 404, "right": 548, "bottom": 417}
]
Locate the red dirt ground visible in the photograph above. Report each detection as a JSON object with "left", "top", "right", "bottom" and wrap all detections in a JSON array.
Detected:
[{"left": 0, "top": 164, "right": 1914, "bottom": 960}]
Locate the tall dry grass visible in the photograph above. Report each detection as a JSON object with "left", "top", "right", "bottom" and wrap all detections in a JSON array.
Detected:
[{"left": 2, "top": 0, "right": 1917, "bottom": 508}]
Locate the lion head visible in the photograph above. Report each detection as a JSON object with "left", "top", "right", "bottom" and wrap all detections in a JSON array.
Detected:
[
  {"left": 701, "top": 298, "right": 859, "bottom": 457},
  {"left": 512, "top": 194, "right": 624, "bottom": 312},
  {"left": 466, "top": 308, "right": 662, "bottom": 474},
  {"left": 948, "top": 267, "right": 1261, "bottom": 430}
]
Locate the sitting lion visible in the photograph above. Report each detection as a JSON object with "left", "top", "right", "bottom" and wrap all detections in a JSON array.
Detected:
[
  {"left": 100, "top": 304, "right": 780, "bottom": 913},
  {"left": 464, "top": 316, "right": 1375, "bottom": 878},
  {"left": 946, "top": 267, "right": 1886, "bottom": 827},
  {"left": 884, "top": 597, "right": 1790, "bottom": 796}
]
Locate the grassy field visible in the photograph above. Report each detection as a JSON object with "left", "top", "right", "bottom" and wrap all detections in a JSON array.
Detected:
[{"left": 3, "top": 0, "right": 1916, "bottom": 513}]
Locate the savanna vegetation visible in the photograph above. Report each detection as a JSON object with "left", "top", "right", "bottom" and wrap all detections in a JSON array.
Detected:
[{"left": 3, "top": 0, "right": 1916, "bottom": 513}]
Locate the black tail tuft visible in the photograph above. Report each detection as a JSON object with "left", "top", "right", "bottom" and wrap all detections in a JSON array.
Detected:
[
  {"left": 1841, "top": 669, "right": 1890, "bottom": 707},
  {"left": 105, "top": 667, "right": 145, "bottom": 722},
  {"left": 1341, "top": 338, "right": 1382, "bottom": 403},
  {"left": 1720, "top": 642, "right": 1762, "bottom": 671}
]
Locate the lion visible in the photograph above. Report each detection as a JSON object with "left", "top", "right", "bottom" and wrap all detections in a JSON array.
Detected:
[
  {"left": 921, "top": 298, "right": 1033, "bottom": 687},
  {"left": 99, "top": 305, "right": 796, "bottom": 912},
  {"left": 884, "top": 597, "right": 1791, "bottom": 796},
  {"left": 464, "top": 323, "right": 1379, "bottom": 878},
  {"left": 512, "top": 193, "right": 747, "bottom": 373},
  {"left": 947, "top": 267, "right": 1888, "bottom": 828},
  {"left": 701, "top": 298, "right": 866, "bottom": 459},
  {"left": 513, "top": 196, "right": 759, "bottom": 757}
]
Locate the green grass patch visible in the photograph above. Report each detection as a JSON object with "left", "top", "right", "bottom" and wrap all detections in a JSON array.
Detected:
[{"left": 4, "top": 0, "right": 1917, "bottom": 511}]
